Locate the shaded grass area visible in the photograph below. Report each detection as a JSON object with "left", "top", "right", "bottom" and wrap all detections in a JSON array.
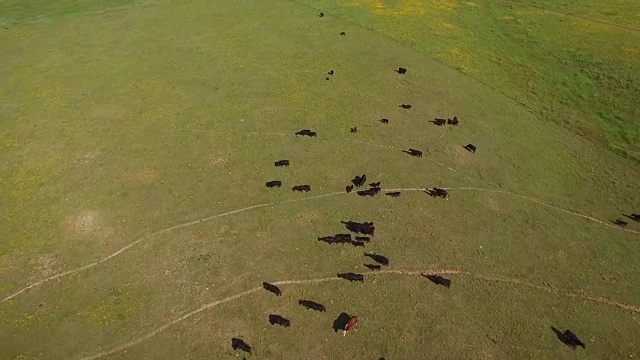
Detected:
[
  {"left": 0, "top": 0, "right": 163, "bottom": 26},
  {"left": 296, "top": 0, "right": 640, "bottom": 162},
  {"left": 0, "top": 0, "right": 639, "bottom": 359}
]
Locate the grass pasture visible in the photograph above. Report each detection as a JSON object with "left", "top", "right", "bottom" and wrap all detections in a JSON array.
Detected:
[{"left": 1, "top": 0, "right": 640, "bottom": 359}]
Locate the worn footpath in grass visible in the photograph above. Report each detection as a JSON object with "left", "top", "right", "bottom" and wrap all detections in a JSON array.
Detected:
[{"left": 0, "top": 0, "right": 639, "bottom": 359}]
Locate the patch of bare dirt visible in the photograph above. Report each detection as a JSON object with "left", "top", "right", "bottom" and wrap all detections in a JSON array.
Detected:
[
  {"left": 68, "top": 210, "right": 101, "bottom": 235},
  {"left": 296, "top": 210, "right": 320, "bottom": 226},
  {"left": 31, "top": 254, "right": 60, "bottom": 280},
  {"left": 75, "top": 151, "right": 100, "bottom": 164},
  {"left": 206, "top": 154, "right": 228, "bottom": 170},
  {"left": 445, "top": 144, "right": 472, "bottom": 166}
]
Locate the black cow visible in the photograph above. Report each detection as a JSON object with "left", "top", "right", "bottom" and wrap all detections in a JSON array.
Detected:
[
  {"left": 317, "top": 235, "right": 350, "bottom": 245},
  {"left": 328, "top": 70, "right": 334, "bottom": 75},
  {"left": 346, "top": 185, "right": 354, "bottom": 193},
  {"left": 350, "top": 240, "right": 366, "bottom": 247},
  {"left": 268, "top": 314, "right": 291, "bottom": 327},
  {"left": 464, "top": 144, "right": 477, "bottom": 153},
  {"left": 365, "top": 253, "right": 389, "bottom": 266},
  {"left": 299, "top": 299, "right": 326, "bottom": 312},
  {"left": 292, "top": 185, "right": 311, "bottom": 192},
  {"left": 262, "top": 282, "right": 282, "bottom": 296},
  {"left": 339, "top": 31, "right": 346, "bottom": 35},
  {"left": 427, "top": 187, "right": 448, "bottom": 199},
  {"left": 399, "top": 104, "right": 412, "bottom": 109},
  {"left": 352, "top": 174, "right": 367, "bottom": 187},
  {"left": 424, "top": 274, "right": 451, "bottom": 288},
  {"left": 317, "top": 236, "right": 338, "bottom": 244},
  {"left": 403, "top": 148, "right": 423, "bottom": 157},
  {"left": 231, "top": 338, "right": 252, "bottom": 354},
  {"left": 350, "top": 127, "right": 357, "bottom": 133},
  {"left": 357, "top": 187, "right": 381, "bottom": 197},
  {"left": 369, "top": 181, "right": 380, "bottom": 188},
  {"left": 396, "top": 67, "right": 407, "bottom": 74},
  {"left": 612, "top": 219, "right": 628, "bottom": 227},
  {"left": 274, "top": 160, "right": 289, "bottom": 167},
  {"left": 380, "top": 118, "right": 389, "bottom": 124},
  {"left": 447, "top": 116, "right": 459, "bottom": 125},
  {"left": 430, "top": 118, "right": 446, "bottom": 126},
  {"left": 364, "top": 263, "right": 381, "bottom": 271},
  {"left": 341, "top": 220, "right": 375, "bottom": 236},
  {"left": 318, "top": 12, "right": 324, "bottom": 17},
  {"left": 386, "top": 191, "right": 401, "bottom": 197},
  {"left": 266, "top": 181, "right": 282, "bottom": 188},
  {"left": 563, "top": 330, "right": 586, "bottom": 349},
  {"left": 295, "top": 129, "right": 317, "bottom": 137},
  {"left": 337, "top": 272, "right": 364, "bottom": 282},
  {"left": 552, "top": 327, "right": 585, "bottom": 349},
  {"left": 355, "top": 236, "right": 370, "bottom": 243},
  {"left": 326, "top": 77, "right": 330, "bottom": 80},
  {"left": 627, "top": 213, "right": 640, "bottom": 222}
]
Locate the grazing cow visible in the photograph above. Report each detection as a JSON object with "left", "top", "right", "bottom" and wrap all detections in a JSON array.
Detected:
[
  {"left": 430, "top": 118, "right": 446, "bottom": 126},
  {"left": 350, "top": 240, "right": 366, "bottom": 247},
  {"left": 274, "top": 160, "right": 289, "bottom": 167},
  {"left": 299, "top": 299, "right": 326, "bottom": 312},
  {"left": 266, "top": 181, "right": 282, "bottom": 188},
  {"left": 326, "top": 77, "right": 330, "bottom": 80},
  {"left": 396, "top": 67, "right": 407, "bottom": 74},
  {"left": 355, "top": 236, "right": 370, "bottom": 243},
  {"left": 364, "top": 263, "right": 381, "bottom": 271},
  {"left": 295, "top": 129, "right": 317, "bottom": 137},
  {"left": 424, "top": 274, "right": 451, "bottom": 288},
  {"left": 231, "top": 338, "right": 252, "bottom": 354},
  {"left": 343, "top": 316, "right": 358, "bottom": 336},
  {"left": 268, "top": 314, "right": 291, "bottom": 328},
  {"left": 403, "top": 148, "right": 423, "bottom": 157},
  {"left": 386, "top": 191, "right": 401, "bottom": 197},
  {"left": 317, "top": 236, "right": 340, "bottom": 245},
  {"left": 447, "top": 116, "right": 459, "bottom": 125},
  {"left": 427, "top": 187, "right": 448, "bottom": 199},
  {"left": 352, "top": 174, "right": 367, "bottom": 187},
  {"left": 335, "top": 233, "right": 352, "bottom": 241},
  {"left": 369, "top": 181, "right": 381, "bottom": 188},
  {"left": 262, "top": 282, "right": 282, "bottom": 296},
  {"left": 628, "top": 213, "right": 640, "bottom": 222},
  {"left": 346, "top": 185, "right": 354, "bottom": 193},
  {"left": 337, "top": 272, "right": 364, "bottom": 282},
  {"left": 563, "top": 330, "right": 586, "bottom": 349},
  {"left": 399, "top": 104, "right": 412, "bottom": 109},
  {"left": 292, "top": 185, "right": 311, "bottom": 192},
  {"left": 365, "top": 253, "right": 389, "bottom": 266},
  {"left": 552, "top": 327, "right": 585, "bottom": 349},
  {"left": 319, "top": 12, "right": 324, "bottom": 17},
  {"left": 357, "top": 187, "right": 381, "bottom": 197},
  {"left": 464, "top": 144, "right": 477, "bottom": 153},
  {"left": 350, "top": 127, "right": 357, "bottom": 133},
  {"left": 380, "top": 118, "right": 389, "bottom": 124},
  {"left": 342, "top": 220, "right": 375, "bottom": 236},
  {"left": 339, "top": 31, "right": 346, "bottom": 35},
  {"left": 328, "top": 70, "right": 334, "bottom": 75},
  {"left": 612, "top": 219, "right": 628, "bottom": 227}
]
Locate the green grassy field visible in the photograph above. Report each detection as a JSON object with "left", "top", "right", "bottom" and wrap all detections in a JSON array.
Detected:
[{"left": 1, "top": 0, "right": 639, "bottom": 359}]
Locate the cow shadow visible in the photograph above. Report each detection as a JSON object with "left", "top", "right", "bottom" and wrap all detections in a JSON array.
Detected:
[
  {"left": 551, "top": 326, "right": 570, "bottom": 347},
  {"left": 332, "top": 312, "right": 351, "bottom": 332}
]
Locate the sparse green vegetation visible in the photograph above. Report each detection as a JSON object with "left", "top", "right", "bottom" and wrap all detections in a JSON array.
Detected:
[{"left": 0, "top": 0, "right": 639, "bottom": 359}]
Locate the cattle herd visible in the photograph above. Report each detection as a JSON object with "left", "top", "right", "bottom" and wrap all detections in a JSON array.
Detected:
[{"left": 228, "top": 10, "right": 640, "bottom": 358}]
